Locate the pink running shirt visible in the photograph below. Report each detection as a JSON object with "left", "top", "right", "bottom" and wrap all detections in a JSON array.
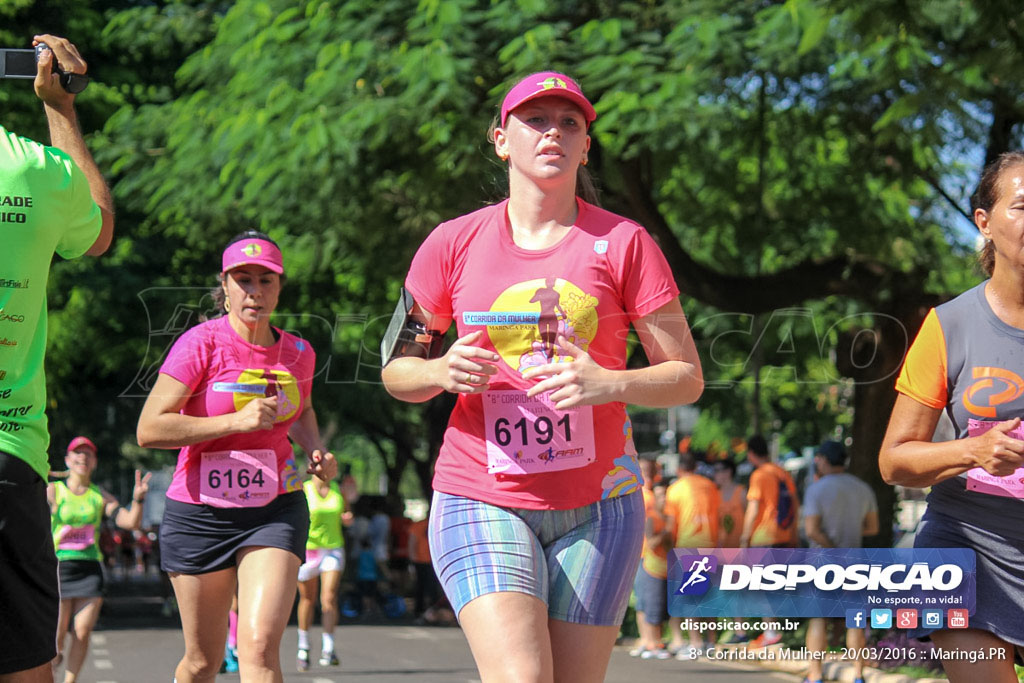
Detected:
[
  {"left": 406, "top": 198, "right": 679, "bottom": 510},
  {"left": 160, "top": 315, "right": 316, "bottom": 504}
]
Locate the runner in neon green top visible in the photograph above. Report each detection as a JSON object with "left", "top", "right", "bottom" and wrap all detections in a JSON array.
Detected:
[
  {"left": 0, "top": 34, "right": 114, "bottom": 679},
  {"left": 296, "top": 477, "right": 352, "bottom": 670},
  {"left": 47, "top": 436, "right": 150, "bottom": 683},
  {"left": 305, "top": 478, "right": 346, "bottom": 549},
  {"left": 51, "top": 480, "right": 105, "bottom": 562}
]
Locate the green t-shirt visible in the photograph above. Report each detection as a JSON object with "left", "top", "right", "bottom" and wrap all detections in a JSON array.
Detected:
[
  {"left": 51, "top": 481, "right": 105, "bottom": 562},
  {"left": 304, "top": 479, "right": 345, "bottom": 550},
  {"left": 0, "top": 125, "right": 101, "bottom": 480}
]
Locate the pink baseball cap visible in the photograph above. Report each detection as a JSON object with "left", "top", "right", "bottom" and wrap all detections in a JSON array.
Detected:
[
  {"left": 222, "top": 238, "right": 284, "bottom": 274},
  {"left": 500, "top": 72, "right": 597, "bottom": 127},
  {"left": 67, "top": 436, "right": 97, "bottom": 454}
]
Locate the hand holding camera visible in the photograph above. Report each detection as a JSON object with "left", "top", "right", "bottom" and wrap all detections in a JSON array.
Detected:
[{"left": 0, "top": 34, "right": 90, "bottom": 100}]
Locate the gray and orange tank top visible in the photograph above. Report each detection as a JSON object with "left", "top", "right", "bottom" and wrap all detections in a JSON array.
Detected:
[{"left": 896, "top": 281, "right": 1024, "bottom": 535}]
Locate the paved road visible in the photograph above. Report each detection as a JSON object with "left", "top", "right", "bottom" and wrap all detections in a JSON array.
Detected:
[{"left": 65, "top": 581, "right": 797, "bottom": 682}]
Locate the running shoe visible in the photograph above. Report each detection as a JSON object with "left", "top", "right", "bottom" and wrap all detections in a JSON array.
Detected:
[
  {"left": 752, "top": 632, "right": 782, "bottom": 647},
  {"left": 318, "top": 650, "right": 339, "bottom": 666},
  {"left": 640, "top": 647, "right": 672, "bottom": 660},
  {"left": 724, "top": 632, "right": 749, "bottom": 644},
  {"left": 297, "top": 648, "right": 310, "bottom": 672}
]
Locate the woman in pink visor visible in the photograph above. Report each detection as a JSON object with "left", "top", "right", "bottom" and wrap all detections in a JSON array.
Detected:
[
  {"left": 137, "top": 230, "right": 337, "bottom": 682},
  {"left": 383, "top": 73, "right": 704, "bottom": 681}
]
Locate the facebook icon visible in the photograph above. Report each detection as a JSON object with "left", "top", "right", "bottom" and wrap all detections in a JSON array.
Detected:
[{"left": 846, "top": 609, "right": 866, "bottom": 629}]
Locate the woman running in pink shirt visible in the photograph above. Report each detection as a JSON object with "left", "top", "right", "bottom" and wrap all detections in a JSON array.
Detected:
[{"left": 383, "top": 72, "right": 703, "bottom": 682}]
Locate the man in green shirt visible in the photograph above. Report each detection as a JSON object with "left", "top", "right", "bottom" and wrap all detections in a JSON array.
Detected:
[{"left": 0, "top": 34, "right": 114, "bottom": 681}]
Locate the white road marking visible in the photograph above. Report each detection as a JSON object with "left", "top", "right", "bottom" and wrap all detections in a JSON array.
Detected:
[
  {"left": 92, "top": 634, "right": 107, "bottom": 645},
  {"left": 93, "top": 648, "right": 109, "bottom": 655},
  {"left": 94, "top": 659, "right": 113, "bottom": 669},
  {"left": 389, "top": 627, "right": 431, "bottom": 640}
]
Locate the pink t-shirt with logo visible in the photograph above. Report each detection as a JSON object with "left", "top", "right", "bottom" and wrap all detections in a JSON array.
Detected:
[
  {"left": 406, "top": 198, "right": 679, "bottom": 510},
  {"left": 160, "top": 315, "right": 316, "bottom": 504}
]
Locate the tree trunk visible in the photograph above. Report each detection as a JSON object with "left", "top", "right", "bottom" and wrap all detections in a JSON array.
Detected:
[{"left": 837, "top": 300, "right": 934, "bottom": 548}]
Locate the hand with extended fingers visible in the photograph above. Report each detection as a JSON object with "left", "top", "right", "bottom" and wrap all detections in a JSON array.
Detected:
[
  {"left": 438, "top": 330, "right": 500, "bottom": 394},
  {"left": 522, "top": 335, "right": 614, "bottom": 410},
  {"left": 132, "top": 470, "right": 152, "bottom": 503}
]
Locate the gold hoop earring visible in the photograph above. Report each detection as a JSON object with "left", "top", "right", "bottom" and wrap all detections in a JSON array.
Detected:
[
  {"left": 499, "top": 153, "right": 509, "bottom": 161},
  {"left": 582, "top": 157, "right": 588, "bottom": 166},
  {"left": 224, "top": 296, "right": 230, "bottom": 312}
]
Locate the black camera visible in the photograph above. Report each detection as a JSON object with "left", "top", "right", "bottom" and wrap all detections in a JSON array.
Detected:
[{"left": 0, "top": 43, "right": 89, "bottom": 94}]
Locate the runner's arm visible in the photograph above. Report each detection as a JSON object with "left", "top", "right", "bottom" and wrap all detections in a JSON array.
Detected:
[
  {"left": 739, "top": 500, "right": 760, "bottom": 548},
  {"left": 880, "top": 393, "right": 1024, "bottom": 486},
  {"left": 288, "top": 398, "right": 327, "bottom": 454},
  {"left": 105, "top": 490, "right": 142, "bottom": 531},
  {"left": 34, "top": 35, "right": 114, "bottom": 256},
  {"left": 611, "top": 298, "right": 703, "bottom": 407},
  {"left": 382, "top": 305, "right": 501, "bottom": 402},
  {"left": 136, "top": 373, "right": 275, "bottom": 448},
  {"left": 108, "top": 471, "right": 150, "bottom": 530}
]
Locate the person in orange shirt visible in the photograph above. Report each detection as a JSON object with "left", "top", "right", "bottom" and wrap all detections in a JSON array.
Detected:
[
  {"left": 740, "top": 435, "right": 798, "bottom": 549},
  {"left": 713, "top": 458, "right": 746, "bottom": 548},
  {"left": 664, "top": 451, "right": 721, "bottom": 658},
  {"left": 630, "top": 457, "right": 671, "bottom": 659},
  {"left": 737, "top": 434, "right": 799, "bottom": 647}
]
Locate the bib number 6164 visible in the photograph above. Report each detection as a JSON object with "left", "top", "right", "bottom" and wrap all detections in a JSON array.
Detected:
[{"left": 207, "top": 467, "right": 266, "bottom": 490}]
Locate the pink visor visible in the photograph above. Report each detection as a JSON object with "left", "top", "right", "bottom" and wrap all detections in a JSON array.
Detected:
[
  {"left": 500, "top": 72, "right": 596, "bottom": 127},
  {"left": 67, "top": 436, "right": 97, "bottom": 454},
  {"left": 222, "top": 238, "right": 284, "bottom": 274}
]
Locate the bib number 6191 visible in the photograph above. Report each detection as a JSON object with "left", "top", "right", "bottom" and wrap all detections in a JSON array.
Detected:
[{"left": 493, "top": 414, "right": 571, "bottom": 447}]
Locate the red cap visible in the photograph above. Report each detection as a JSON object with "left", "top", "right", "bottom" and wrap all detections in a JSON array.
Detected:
[
  {"left": 222, "top": 238, "right": 284, "bottom": 275},
  {"left": 500, "top": 72, "right": 596, "bottom": 127},
  {"left": 67, "top": 436, "right": 97, "bottom": 454}
]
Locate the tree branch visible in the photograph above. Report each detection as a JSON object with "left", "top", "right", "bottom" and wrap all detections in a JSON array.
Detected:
[{"left": 617, "top": 156, "right": 898, "bottom": 314}]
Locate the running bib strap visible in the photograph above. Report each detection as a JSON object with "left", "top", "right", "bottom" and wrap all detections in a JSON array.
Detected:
[
  {"left": 966, "top": 419, "right": 1024, "bottom": 498},
  {"left": 482, "top": 390, "right": 595, "bottom": 475},
  {"left": 56, "top": 523, "right": 96, "bottom": 551},
  {"left": 199, "top": 449, "right": 278, "bottom": 508}
]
